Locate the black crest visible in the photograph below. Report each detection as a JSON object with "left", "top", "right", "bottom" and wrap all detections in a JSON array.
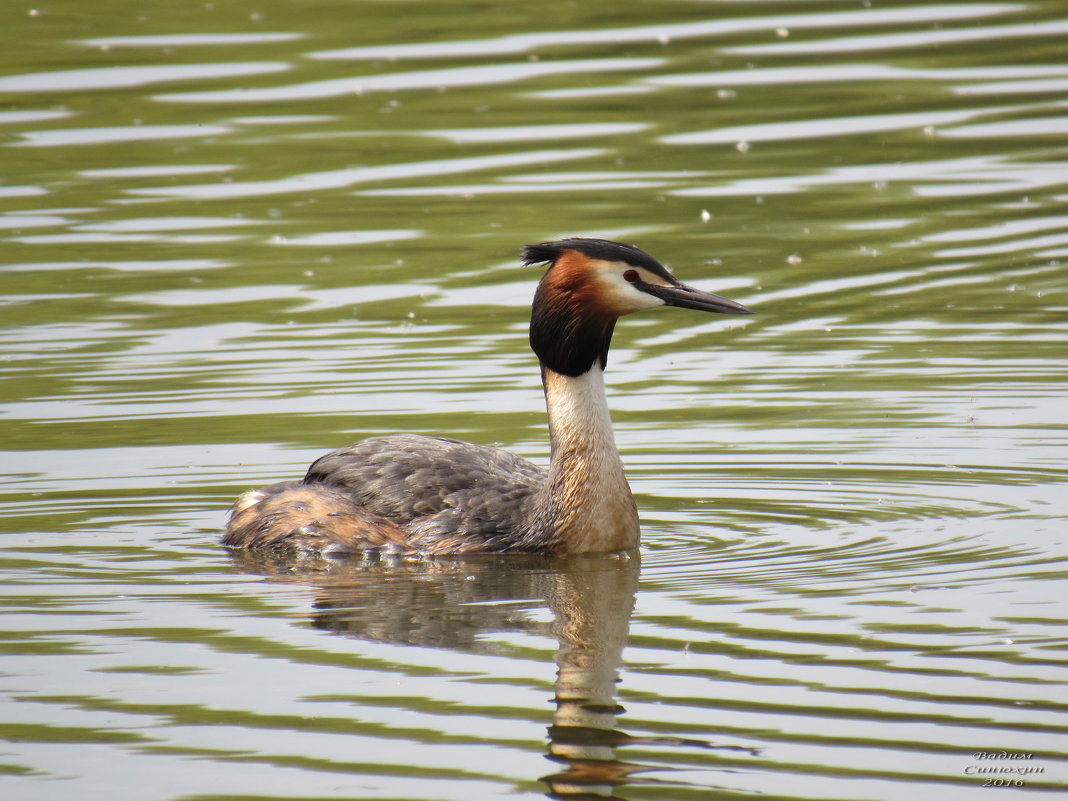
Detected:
[{"left": 522, "top": 238, "right": 677, "bottom": 284}]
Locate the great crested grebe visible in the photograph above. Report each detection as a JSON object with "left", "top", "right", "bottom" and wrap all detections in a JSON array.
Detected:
[{"left": 223, "top": 238, "right": 752, "bottom": 556}]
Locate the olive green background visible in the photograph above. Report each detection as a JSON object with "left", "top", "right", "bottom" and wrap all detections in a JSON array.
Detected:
[{"left": 1, "top": 1, "right": 1066, "bottom": 799}]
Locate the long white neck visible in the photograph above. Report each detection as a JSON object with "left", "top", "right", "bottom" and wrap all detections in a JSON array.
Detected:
[{"left": 537, "top": 366, "right": 639, "bottom": 553}]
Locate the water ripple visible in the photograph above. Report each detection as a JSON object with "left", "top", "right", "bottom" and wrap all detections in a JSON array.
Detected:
[
  {"left": 155, "top": 58, "right": 664, "bottom": 103},
  {"left": 0, "top": 62, "right": 289, "bottom": 93},
  {"left": 312, "top": 5, "right": 1014, "bottom": 60},
  {"left": 3, "top": 2, "right": 1067, "bottom": 799}
]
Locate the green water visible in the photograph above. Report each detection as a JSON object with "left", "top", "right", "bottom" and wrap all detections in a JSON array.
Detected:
[{"left": 2, "top": 1, "right": 1066, "bottom": 799}]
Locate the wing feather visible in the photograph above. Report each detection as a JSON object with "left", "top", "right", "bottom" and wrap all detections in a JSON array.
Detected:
[{"left": 303, "top": 434, "right": 546, "bottom": 544}]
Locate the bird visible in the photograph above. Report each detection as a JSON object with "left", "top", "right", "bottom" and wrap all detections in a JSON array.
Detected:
[{"left": 223, "top": 238, "right": 752, "bottom": 556}]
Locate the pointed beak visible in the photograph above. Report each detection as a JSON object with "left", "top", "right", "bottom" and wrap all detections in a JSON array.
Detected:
[{"left": 642, "top": 281, "right": 753, "bottom": 315}]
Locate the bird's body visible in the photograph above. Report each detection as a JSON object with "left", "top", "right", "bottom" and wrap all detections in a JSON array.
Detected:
[{"left": 223, "top": 238, "right": 751, "bottom": 556}]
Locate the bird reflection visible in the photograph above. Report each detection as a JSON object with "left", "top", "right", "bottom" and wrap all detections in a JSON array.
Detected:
[{"left": 228, "top": 548, "right": 754, "bottom": 798}]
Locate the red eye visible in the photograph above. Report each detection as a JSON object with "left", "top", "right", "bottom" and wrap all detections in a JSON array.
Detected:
[{"left": 623, "top": 269, "right": 640, "bottom": 283}]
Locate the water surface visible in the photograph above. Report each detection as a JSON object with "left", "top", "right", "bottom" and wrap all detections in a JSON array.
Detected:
[{"left": 2, "top": 1, "right": 1066, "bottom": 799}]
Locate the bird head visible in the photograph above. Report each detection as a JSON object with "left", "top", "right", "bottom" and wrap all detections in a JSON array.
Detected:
[{"left": 523, "top": 238, "right": 752, "bottom": 376}]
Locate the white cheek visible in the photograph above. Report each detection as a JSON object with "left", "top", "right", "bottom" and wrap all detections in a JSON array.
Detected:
[{"left": 599, "top": 271, "right": 665, "bottom": 314}]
